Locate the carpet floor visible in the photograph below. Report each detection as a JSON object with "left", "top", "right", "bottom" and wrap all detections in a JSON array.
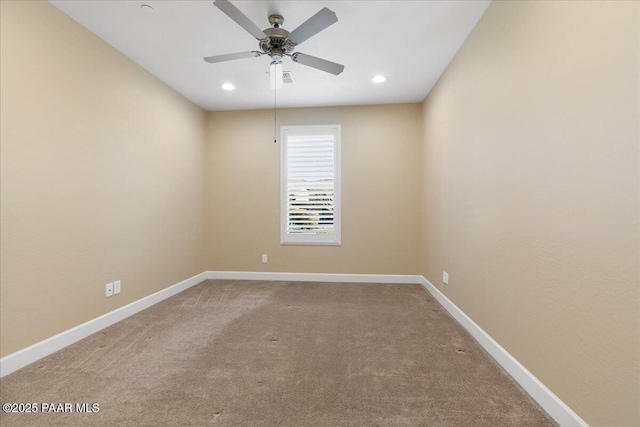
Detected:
[{"left": 1, "top": 280, "right": 556, "bottom": 426}]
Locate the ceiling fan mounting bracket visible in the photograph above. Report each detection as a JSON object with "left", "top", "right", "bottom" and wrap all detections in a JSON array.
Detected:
[{"left": 268, "top": 14, "right": 284, "bottom": 28}]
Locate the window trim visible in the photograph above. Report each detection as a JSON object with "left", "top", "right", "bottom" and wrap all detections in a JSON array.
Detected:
[{"left": 280, "top": 124, "right": 341, "bottom": 246}]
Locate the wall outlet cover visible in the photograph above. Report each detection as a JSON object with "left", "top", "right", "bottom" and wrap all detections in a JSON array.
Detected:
[
  {"left": 105, "top": 282, "right": 113, "bottom": 297},
  {"left": 442, "top": 271, "right": 449, "bottom": 285},
  {"left": 114, "top": 280, "right": 121, "bottom": 295}
]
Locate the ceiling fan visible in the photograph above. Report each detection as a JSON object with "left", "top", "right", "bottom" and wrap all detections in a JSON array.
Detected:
[{"left": 204, "top": 0, "right": 345, "bottom": 89}]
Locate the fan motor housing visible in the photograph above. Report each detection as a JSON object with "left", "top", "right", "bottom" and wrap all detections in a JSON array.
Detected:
[
  {"left": 261, "top": 25, "right": 292, "bottom": 58},
  {"left": 263, "top": 27, "right": 289, "bottom": 42}
]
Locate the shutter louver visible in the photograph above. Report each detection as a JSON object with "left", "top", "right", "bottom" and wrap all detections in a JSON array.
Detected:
[{"left": 286, "top": 135, "right": 335, "bottom": 236}]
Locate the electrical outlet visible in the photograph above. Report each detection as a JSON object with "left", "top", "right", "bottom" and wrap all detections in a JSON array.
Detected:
[
  {"left": 262, "top": 254, "right": 268, "bottom": 263},
  {"left": 442, "top": 271, "right": 449, "bottom": 285},
  {"left": 105, "top": 283, "right": 113, "bottom": 297},
  {"left": 114, "top": 280, "right": 121, "bottom": 295}
]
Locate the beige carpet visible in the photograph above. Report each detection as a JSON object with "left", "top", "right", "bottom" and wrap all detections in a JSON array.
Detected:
[{"left": 1, "top": 280, "right": 556, "bottom": 426}]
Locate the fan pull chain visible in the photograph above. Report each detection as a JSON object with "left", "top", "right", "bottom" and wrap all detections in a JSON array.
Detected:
[{"left": 273, "top": 85, "right": 277, "bottom": 143}]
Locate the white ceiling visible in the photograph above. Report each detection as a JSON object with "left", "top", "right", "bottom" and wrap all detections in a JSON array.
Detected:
[{"left": 50, "top": 1, "right": 491, "bottom": 111}]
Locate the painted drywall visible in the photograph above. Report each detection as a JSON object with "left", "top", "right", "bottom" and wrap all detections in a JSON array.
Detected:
[
  {"left": 205, "top": 104, "right": 423, "bottom": 275},
  {"left": 2, "top": 1, "right": 637, "bottom": 424},
  {"left": 0, "top": 1, "right": 207, "bottom": 357},
  {"left": 421, "top": 1, "right": 639, "bottom": 425}
]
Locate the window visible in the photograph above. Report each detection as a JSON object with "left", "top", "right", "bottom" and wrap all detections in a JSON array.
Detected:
[{"left": 281, "top": 125, "right": 341, "bottom": 245}]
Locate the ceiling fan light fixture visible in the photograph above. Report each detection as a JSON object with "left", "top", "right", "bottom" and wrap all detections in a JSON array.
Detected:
[
  {"left": 372, "top": 75, "right": 386, "bottom": 83},
  {"left": 221, "top": 83, "right": 235, "bottom": 91},
  {"left": 270, "top": 61, "right": 283, "bottom": 90}
]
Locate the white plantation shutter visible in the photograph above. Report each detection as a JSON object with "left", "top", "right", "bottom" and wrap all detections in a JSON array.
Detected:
[{"left": 281, "top": 125, "right": 341, "bottom": 245}]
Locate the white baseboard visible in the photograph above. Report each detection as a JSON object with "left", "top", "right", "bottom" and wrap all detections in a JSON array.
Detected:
[
  {"left": 418, "top": 276, "right": 588, "bottom": 427},
  {"left": 206, "top": 271, "right": 586, "bottom": 425},
  {"left": 207, "top": 270, "right": 424, "bottom": 284},
  {"left": 0, "top": 272, "right": 208, "bottom": 378},
  {"left": 1, "top": 270, "right": 587, "bottom": 427}
]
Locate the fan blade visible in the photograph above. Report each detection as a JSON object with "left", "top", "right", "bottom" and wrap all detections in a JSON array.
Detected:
[
  {"left": 292, "top": 53, "right": 344, "bottom": 75},
  {"left": 287, "top": 7, "right": 338, "bottom": 46},
  {"left": 213, "top": 0, "right": 266, "bottom": 40},
  {"left": 204, "top": 51, "right": 261, "bottom": 63}
]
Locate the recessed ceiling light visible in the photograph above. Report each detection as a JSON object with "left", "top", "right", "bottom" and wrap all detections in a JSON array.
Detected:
[
  {"left": 221, "top": 83, "right": 235, "bottom": 91},
  {"left": 140, "top": 4, "right": 155, "bottom": 14},
  {"left": 372, "top": 75, "right": 386, "bottom": 83}
]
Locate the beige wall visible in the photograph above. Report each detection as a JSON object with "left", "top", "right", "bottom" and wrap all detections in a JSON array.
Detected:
[
  {"left": 205, "top": 104, "right": 423, "bottom": 274},
  {"left": 0, "top": 2, "right": 207, "bottom": 357},
  {"left": 2, "top": 0, "right": 638, "bottom": 425},
  {"left": 421, "top": 1, "right": 639, "bottom": 425}
]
